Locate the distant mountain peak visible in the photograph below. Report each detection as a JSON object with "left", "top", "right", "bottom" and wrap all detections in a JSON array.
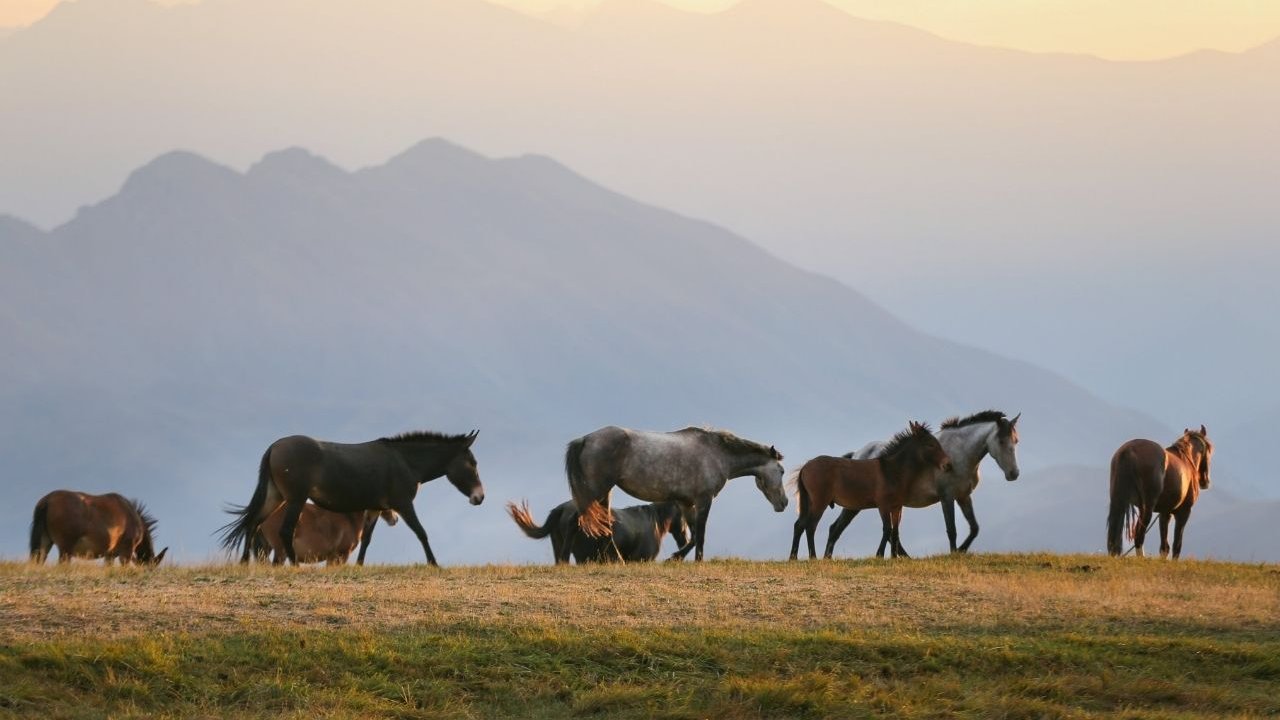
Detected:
[
  {"left": 0, "top": 213, "right": 46, "bottom": 241},
  {"left": 375, "top": 137, "right": 491, "bottom": 172},
  {"left": 118, "top": 150, "right": 239, "bottom": 198},
  {"left": 248, "top": 147, "right": 347, "bottom": 182}
]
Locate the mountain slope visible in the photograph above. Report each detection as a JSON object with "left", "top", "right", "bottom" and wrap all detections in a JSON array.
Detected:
[{"left": 0, "top": 140, "right": 1164, "bottom": 564}]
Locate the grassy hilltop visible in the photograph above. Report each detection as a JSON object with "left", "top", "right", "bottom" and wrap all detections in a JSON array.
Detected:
[{"left": 1, "top": 554, "right": 1277, "bottom": 718}]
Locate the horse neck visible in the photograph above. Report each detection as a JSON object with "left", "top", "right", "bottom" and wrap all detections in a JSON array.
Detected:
[
  {"left": 938, "top": 423, "right": 994, "bottom": 474},
  {"left": 879, "top": 445, "right": 932, "bottom": 484},
  {"left": 721, "top": 450, "right": 771, "bottom": 479},
  {"left": 389, "top": 441, "right": 460, "bottom": 480}
]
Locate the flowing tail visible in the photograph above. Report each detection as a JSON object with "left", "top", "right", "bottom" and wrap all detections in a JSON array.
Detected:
[
  {"left": 566, "top": 437, "right": 612, "bottom": 538},
  {"left": 218, "top": 448, "right": 274, "bottom": 561},
  {"left": 1106, "top": 451, "right": 1134, "bottom": 556},
  {"left": 29, "top": 497, "right": 50, "bottom": 563},
  {"left": 507, "top": 500, "right": 563, "bottom": 540}
]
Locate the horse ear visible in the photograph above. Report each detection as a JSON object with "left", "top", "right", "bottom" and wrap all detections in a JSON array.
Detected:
[
  {"left": 1010, "top": 413, "right": 1021, "bottom": 427},
  {"left": 770, "top": 445, "right": 782, "bottom": 460},
  {"left": 153, "top": 547, "right": 168, "bottom": 565},
  {"left": 464, "top": 430, "right": 479, "bottom": 447},
  {"left": 1199, "top": 424, "right": 1207, "bottom": 436}
]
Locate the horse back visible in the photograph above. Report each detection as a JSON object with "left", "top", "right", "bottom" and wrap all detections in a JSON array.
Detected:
[
  {"left": 1110, "top": 439, "right": 1166, "bottom": 507},
  {"left": 800, "top": 456, "right": 881, "bottom": 511}
]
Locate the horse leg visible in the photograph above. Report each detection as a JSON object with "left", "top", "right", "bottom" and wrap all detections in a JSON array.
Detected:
[
  {"left": 671, "top": 502, "right": 698, "bottom": 561},
  {"left": 789, "top": 504, "right": 808, "bottom": 561},
  {"left": 956, "top": 496, "right": 980, "bottom": 553},
  {"left": 803, "top": 505, "right": 826, "bottom": 560},
  {"left": 692, "top": 497, "right": 713, "bottom": 562},
  {"left": 1158, "top": 513, "right": 1172, "bottom": 559},
  {"left": 877, "top": 507, "right": 893, "bottom": 559},
  {"left": 824, "top": 508, "right": 858, "bottom": 559},
  {"left": 891, "top": 508, "right": 910, "bottom": 558},
  {"left": 940, "top": 496, "right": 959, "bottom": 553},
  {"left": 1171, "top": 506, "right": 1192, "bottom": 559},
  {"left": 1132, "top": 507, "right": 1154, "bottom": 558},
  {"left": 356, "top": 515, "right": 378, "bottom": 566},
  {"left": 277, "top": 499, "right": 306, "bottom": 566},
  {"left": 396, "top": 503, "right": 439, "bottom": 567}
]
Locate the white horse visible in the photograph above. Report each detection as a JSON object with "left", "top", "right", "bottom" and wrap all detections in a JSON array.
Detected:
[
  {"left": 835, "top": 410, "right": 1020, "bottom": 556},
  {"left": 565, "top": 426, "right": 788, "bottom": 562}
]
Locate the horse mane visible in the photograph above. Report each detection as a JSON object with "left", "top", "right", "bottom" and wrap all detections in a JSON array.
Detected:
[
  {"left": 879, "top": 422, "right": 933, "bottom": 459},
  {"left": 1168, "top": 430, "right": 1211, "bottom": 457},
  {"left": 379, "top": 430, "right": 475, "bottom": 445},
  {"left": 128, "top": 498, "right": 158, "bottom": 539},
  {"left": 682, "top": 427, "right": 782, "bottom": 460},
  {"left": 940, "top": 410, "right": 1007, "bottom": 430}
]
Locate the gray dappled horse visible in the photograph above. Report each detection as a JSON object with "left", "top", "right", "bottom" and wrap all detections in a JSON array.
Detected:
[
  {"left": 220, "top": 430, "right": 483, "bottom": 566},
  {"left": 841, "top": 410, "right": 1020, "bottom": 556},
  {"left": 565, "top": 426, "right": 787, "bottom": 562},
  {"left": 507, "top": 499, "right": 689, "bottom": 564},
  {"left": 1107, "top": 426, "right": 1212, "bottom": 558}
]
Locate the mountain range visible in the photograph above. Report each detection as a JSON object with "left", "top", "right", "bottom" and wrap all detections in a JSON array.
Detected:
[{"left": 1, "top": 0, "right": 1276, "bottom": 452}]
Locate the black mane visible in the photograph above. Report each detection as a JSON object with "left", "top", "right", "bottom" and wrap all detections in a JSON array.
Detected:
[
  {"left": 940, "top": 410, "right": 1007, "bottom": 430},
  {"left": 379, "top": 430, "right": 475, "bottom": 445},
  {"left": 879, "top": 422, "right": 933, "bottom": 458},
  {"left": 128, "top": 498, "right": 158, "bottom": 540}
]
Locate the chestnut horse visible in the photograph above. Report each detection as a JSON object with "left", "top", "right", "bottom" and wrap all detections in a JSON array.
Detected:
[
  {"left": 1107, "top": 426, "right": 1213, "bottom": 558},
  {"left": 29, "top": 490, "right": 168, "bottom": 565},
  {"left": 257, "top": 503, "right": 399, "bottom": 565},
  {"left": 790, "top": 422, "right": 951, "bottom": 560}
]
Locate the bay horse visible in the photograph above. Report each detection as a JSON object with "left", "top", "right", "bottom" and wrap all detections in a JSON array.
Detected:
[
  {"left": 566, "top": 426, "right": 787, "bottom": 562},
  {"left": 790, "top": 421, "right": 951, "bottom": 560},
  {"left": 256, "top": 503, "right": 399, "bottom": 565},
  {"left": 30, "top": 490, "right": 168, "bottom": 565},
  {"left": 1107, "top": 426, "right": 1213, "bottom": 558},
  {"left": 220, "top": 430, "right": 483, "bottom": 566},
  {"left": 507, "top": 499, "right": 689, "bottom": 564},
  {"left": 842, "top": 410, "right": 1020, "bottom": 555}
]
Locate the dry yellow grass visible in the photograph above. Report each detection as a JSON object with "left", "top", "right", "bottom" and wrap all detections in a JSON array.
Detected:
[{"left": 3, "top": 554, "right": 1276, "bottom": 642}]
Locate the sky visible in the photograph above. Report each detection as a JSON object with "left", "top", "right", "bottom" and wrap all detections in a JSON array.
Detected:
[{"left": 2, "top": 0, "right": 1278, "bottom": 60}]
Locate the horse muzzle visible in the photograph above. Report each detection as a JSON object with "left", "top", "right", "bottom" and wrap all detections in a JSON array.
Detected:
[
  {"left": 1006, "top": 470, "right": 1020, "bottom": 481},
  {"left": 772, "top": 497, "right": 789, "bottom": 512},
  {"left": 469, "top": 491, "right": 485, "bottom": 506}
]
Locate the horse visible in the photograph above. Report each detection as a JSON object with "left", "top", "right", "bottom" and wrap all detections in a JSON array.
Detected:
[
  {"left": 790, "top": 421, "right": 951, "bottom": 560},
  {"left": 507, "top": 499, "right": 689, "bottom": 564},
  {"left": 220, "top": 430, "right": 483, "bottom": 566},
  {"left": 840, "top": 410, "right": 1021, "bottom": 555},
  {"left": 565, "top": 426, "right": 787, "bottom": 562},
  {"left": 1107, "top": 426, "right": 1213, "bottom": 558},
  {"left": 29, "top": 490, "right": 168, "bottom": 565},
  {"left": 256, "top": 503, "right": 399, "bottom": 565}
]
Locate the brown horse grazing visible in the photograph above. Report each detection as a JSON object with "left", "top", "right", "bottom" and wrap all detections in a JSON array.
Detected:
[
  {"left": 790, "top": 422, "right": 951, "bottom": 560},
  {"left": 29, "top": 490, "right": 168, "bottom": 565},
  {"left": 1107, "top": 426, "right": 1213, "bottom": 558},
  {"left": 256, "top": 503, "right": 399, "bottom": 565}
]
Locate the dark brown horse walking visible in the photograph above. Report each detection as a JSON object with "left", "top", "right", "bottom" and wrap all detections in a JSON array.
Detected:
[
  {"left": 257, "top": 504, "right": 398, "bottom": 565},
  {"left": 220, "top": 430, "right": 483, "bottom": 566},
  {"left": 29, "top": 490, "right": 168, "bottom": 565},
  {"left": 1107, "top": 426, "right": 1213, "bottom": 558},
  {"left": 790, "top": 422, "right": 951, "bottom": 560}
]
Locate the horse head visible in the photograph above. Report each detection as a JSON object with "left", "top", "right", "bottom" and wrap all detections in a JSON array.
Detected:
[
  {"left": 990, "top": 412, "right": 1022, "bottom": 481},
  {"left": 754, "top": 446, "right": 788, "bottom": 512},
  {"left": 910, "top": 421, "right": 953, "bottom": 474},
  {"left": 136, "top": 544, "right": 168, "bottom": 566},
  {"left": 1185, "top": 425, "right": 1213, "bottom": 490},
  {"left": 445, "top": 430, "right": 485, "bottom": 505}
]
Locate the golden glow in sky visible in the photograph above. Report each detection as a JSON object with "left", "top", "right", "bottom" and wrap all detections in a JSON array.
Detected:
[{"left": 4, "top": 0, "right": 1279, "bottom": 61}]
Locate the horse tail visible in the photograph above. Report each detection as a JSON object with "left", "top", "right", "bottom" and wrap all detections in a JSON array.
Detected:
[
  {"left": 29, "top": 497, "right": 50, "bottom": 562},
  {"left": 566, "top": 437, "right": 612, "bottom": 538},
  {"left": 1107, "top": 448, "right": 1134, "bottom": 556},
  {"left": 507, "top": 500, "right": 556, "bottom": 540},
  {"left": 785, "top": 469, "right": 805, "bottom": 513},
  {"left": 218, "top": 448, "right": 273, "bottom": 559}
]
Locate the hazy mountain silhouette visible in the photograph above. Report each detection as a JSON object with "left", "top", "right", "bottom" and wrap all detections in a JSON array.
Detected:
[
  {"left": 1, "top": 0, "right": 1276, "bottom": 447},
  {"left": 0, "top": 139, "right": 1189, "bottom": 564}
]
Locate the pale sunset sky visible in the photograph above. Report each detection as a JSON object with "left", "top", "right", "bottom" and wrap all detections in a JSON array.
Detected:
[{"left": 2, "top": 0, "right": 1278, "bottom": 60}]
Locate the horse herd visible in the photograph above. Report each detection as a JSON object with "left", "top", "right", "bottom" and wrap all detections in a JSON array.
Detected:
[{"left": 26, "top": 410, "right": 1216, "bottom": 567}]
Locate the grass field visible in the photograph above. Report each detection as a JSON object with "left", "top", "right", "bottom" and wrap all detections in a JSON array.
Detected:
[{"left": 1, "top": 554, "right": 1277, "bottom": 718}]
